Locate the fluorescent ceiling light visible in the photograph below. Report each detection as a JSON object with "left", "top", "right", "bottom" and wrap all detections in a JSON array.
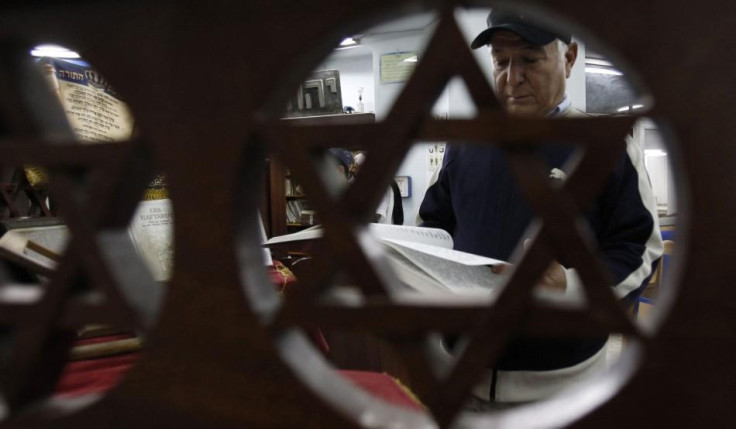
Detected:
[
  {"left": 339, "top": 37, "right": 357, "bottom": 46},
  {"left": 335, "top": 37, "right": 361, "bottom": 51},
  {"left": 30, "top": 44, "right": 81, "bottom": 58},
  {"left": 403, "top": 55, "right": 418, "bottom": 62},
  {"left": 644, "top": 149, "right": 667, "bottom": 157},
  {"left": 586, "top": 66, "right": 622, "bottom": 76},
  {"left": 585, "top": 58, "right": 613, "bottom": 67},
  {"left": 616, "top": 104, "right": 644, "bottom": 112}
]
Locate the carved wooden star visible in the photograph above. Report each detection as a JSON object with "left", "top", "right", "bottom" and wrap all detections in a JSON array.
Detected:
[{"left": 261, "top": 8, "right": 645, "bottom": 426}]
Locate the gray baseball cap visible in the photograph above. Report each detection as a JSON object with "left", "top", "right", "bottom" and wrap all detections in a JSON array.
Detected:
[
  {"left": 471, "top": 10, "right": 572, "bottom": 49},
  {"left": 328, "top": 148, "right": 353, "bottom": 171}
]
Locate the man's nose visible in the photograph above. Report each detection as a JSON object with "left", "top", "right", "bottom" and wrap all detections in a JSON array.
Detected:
[{"left": 507, "top": 60, "right": 525, "bottom": 86}]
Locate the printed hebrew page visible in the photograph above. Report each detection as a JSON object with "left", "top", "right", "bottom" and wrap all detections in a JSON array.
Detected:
[
  {"left": 264, "top": 223, "right": 503, "bottom": 295},
  {"left": 41, "top": 58, "right": 135, "bottom": 143},
  {"left": 368, "top": 224, "right": 453, "bottom": 249},
  {"left": 265, "top": 223, "right": 452, "bottom": 249},
  {"left": 382, "top": 247, "right": 453, "bottom": 294},
  {"left": 381, "top": 238, "right": 503, "bottom": 266},
  {"left": 265, "top": 225, "right": 323, "bottom": 245},
  {"left": 381, "top": 240, "right": 500, "bottom": 295}
]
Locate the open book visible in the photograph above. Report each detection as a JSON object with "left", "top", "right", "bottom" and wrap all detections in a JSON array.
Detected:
[
  {"left": 0, "top": 230, "right": 57, "bottom": 278},
  {"left": 0, "top": 220, "right": 68, "bottom": 279},
  {"left": 128, "top": 201, "right": 274, "bottom": 282},
  {"left": 0, "top": 211, "right": 172, "bottom": 283},
  {"left": 265, "top": 224, "right": 504, "bottom": 296}
]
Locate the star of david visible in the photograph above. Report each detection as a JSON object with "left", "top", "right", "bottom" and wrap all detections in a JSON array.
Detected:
[
  {"left": 0, "top": 50, "right": 161, "bottom": 416},
  {"left": 261, "top": 9, "right": 646, "bottom": 427}
]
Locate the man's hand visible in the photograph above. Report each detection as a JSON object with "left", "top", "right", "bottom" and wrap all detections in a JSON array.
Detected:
[{"left": 538, "top": 261, "right": 567, "bottom": 292}]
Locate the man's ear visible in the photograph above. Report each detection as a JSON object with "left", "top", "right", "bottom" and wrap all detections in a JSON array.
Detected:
[{"left": 564, "top": 41, "right": 578, "bottom": 78}]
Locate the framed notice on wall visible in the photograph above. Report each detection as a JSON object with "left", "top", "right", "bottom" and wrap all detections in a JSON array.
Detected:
[
  {"left": 40, "top": 58, "right": 135, "bottom": 143},
  {"left": 380, "top": 51, "right": 418, "bottom": 84}
]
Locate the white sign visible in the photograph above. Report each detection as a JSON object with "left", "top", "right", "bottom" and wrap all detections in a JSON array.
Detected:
[
  {"left": 128, "top": 199, "right": 174, "bottom": 282},
  {"left": 427, "top": 143, "right": 446, "bottom": 172}
]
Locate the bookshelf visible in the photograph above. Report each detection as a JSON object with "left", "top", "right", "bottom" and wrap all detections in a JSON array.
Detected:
[{"left": 266, "top": 112, "right": 375, "bottom": 237}]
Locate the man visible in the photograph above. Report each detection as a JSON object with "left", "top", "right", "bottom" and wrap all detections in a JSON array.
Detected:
[
  {"left": 419, "top": 10, "right": 662, "bottom": 405},
  {"left": 353, "top": 151, "right": 404, "bottom": 225},
  {"left": 328, "top": 148, "right": 353, "bottom": 182}
]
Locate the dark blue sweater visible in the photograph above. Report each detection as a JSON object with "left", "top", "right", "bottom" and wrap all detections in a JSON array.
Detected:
[{"left": 419, "top": 143, "right": 659, "bottom": 370}]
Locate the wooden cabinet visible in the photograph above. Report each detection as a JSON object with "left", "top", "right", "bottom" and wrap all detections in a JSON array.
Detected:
[{"left": 265, "top": 113, "right": 375, "bottom": 238}]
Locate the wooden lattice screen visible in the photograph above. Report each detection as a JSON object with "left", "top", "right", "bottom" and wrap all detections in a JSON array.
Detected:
[{"left": 0, "top": 0, "right": 734, "bottom": 427}]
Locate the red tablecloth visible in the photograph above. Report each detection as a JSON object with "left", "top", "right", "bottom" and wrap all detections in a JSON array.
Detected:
[
  {"left": 55, "top": 351, "right": 422, "bottom": 410},
  {"left": 271, "top": 261, "right": 329, "bottom": 354},
  {"left": 54, "top": 263, "right": 420, "bottom": 409},
  {"left": 339, "top": 370, "right": 423, "bottom": 411}
]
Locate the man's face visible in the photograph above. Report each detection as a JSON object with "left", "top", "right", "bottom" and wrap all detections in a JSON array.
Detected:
[{"left": 489, "top": 31, "right": 577, "bottom": 117}]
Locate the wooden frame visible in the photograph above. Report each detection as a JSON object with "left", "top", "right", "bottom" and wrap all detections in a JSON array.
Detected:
[{"left": 0, "top": 1, "right": 733, "bottom": 428}]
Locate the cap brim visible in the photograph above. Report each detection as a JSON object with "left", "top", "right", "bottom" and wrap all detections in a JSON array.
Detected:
[{"left": 470, "top": 24, "right": 561, "bottom": 49}]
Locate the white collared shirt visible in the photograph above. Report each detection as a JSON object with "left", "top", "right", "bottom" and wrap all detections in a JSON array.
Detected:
[{"left": 547, "top": 96, "right": 571, "bottom": 118}]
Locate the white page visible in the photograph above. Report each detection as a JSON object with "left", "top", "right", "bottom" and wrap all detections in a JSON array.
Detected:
[
  {"left": 265, "top": 224, "right": 452, "bottom": 249},
  {"left": 0, "top": 231, "right": 57, "bottom": 271},
  {"left": 382, "top": 239, "right": 504, "bottom": 266},
  {"left": 11, "top": 225, "right": 69, "bottom": 255},
  {"left": 381, "top": 241, "right": 499, "bottom": 294},
  {"left": 258, "top": 213, "right": 273, "bottom": 266},
  {"left": 383, "top": 247, "right": 454, "bottom": 295},
  {"left": 265, "top": 225, "right": 322, "bottom": 245},
  {"left": 369, "top": 224, "right": 453, "bottom": 249}
]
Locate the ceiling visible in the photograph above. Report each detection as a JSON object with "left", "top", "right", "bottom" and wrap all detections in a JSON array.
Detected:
[{"left": 330, "top": 12, "right": 438, "bottom": 59}]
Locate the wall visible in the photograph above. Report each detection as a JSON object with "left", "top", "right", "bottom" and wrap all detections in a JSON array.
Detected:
[
  {"left": 369, "top": 30, "right": 434, "bottom": 121},
  {"left": 586, "top": 72, "right": 637, "bottom": 114},
  {"left": 643, "top": 126, "right": 670, "bottom": 209},
  {"left": 568, "top": 39, "right": 586, "bottom": 111},
  {"left": 367, "top": 27, "right": 435, "bottom": 225},
  {"left": 396, "top": 10, "right": 491, "bottom": 225}
]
